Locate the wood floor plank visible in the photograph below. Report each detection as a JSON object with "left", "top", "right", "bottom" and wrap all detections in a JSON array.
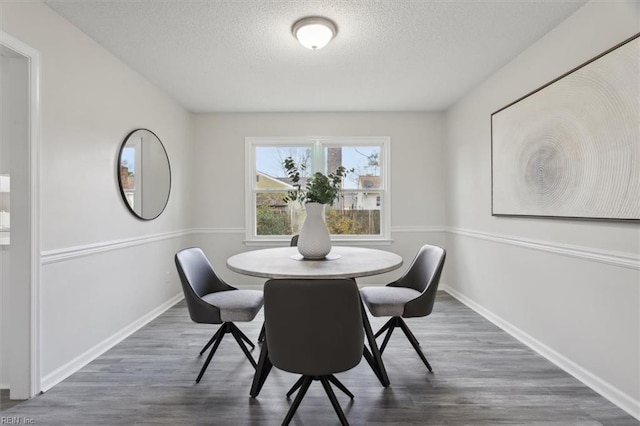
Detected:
[{"left": 0, "top": 292, "right": 637, "bottom": 425}]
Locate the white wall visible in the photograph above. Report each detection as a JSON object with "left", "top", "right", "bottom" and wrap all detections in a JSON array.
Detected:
[
  {"left": 0, "top": 2, "right": 194, "bottom": 389},
  {"left": 0, "top": 49, "right": 29, "bottom": 389},
  {"left": 444, "top": 0, "right": 640, "bottom": 418},
  {"left": 2, "top": 0, "right": 636, "bottom": 417},
  {"left": 192, "top": 112, "right": 447, "bottom": 286},
  {"left": 0, "top": 50, "right": 28, "bottom": 393},
  {"left": 0, "top": 247, "right": 7, "bottom": 388}
]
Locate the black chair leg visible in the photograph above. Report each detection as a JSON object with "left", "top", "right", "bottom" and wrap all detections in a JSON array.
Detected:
[
  {"left": 283, "top": 375, "right": 352, "bottom": 425},
  {"left": 320, "top": 376, "right": 349, "bottom": 426},
  {"left": 196, "top": 322, "right": 260, "bottom": 382},
  {"left": 327, "top": 374, "right": 354, "bottom": 399},
  {"left": 258, "top": 322, "right": 265, "bottom": 343},
  {"left": 289, "top": 374, "right": 352, "bottom": 399},
  {"left": 398, "top": 318, "right": 432, "bottom": 371},
  {"left": 362, "top": 346, "right": 384, "bottom": 384},
  {"left": 373, "top": 316, "right": 433, "bottom": 372},
  {"left": 250, "top": 342, "right": 273, "bottom": 398},
  {"left": 200, "top": 326, "right": 224, "bottom": 355},
  {"left": 230, "top": 326, "right": 257, "bottom": 369},
  {"left": 196, "top": 323, "right": 228, "bottom": 383},
  {"left": 286, "top": 376, "right": 305, "bottom": 398},
  {"left": 282, "top": 375, "right": 313, "bottom": 425},
  {"left": 360, "top": 298, "right": 390, "bottom": 387},
  {"left": 378, "top": 323, "right": 396, "bottom": 355},
  {"left": 373, "top": 317, "right": 395, "bottom": 339},
  {"left": 230, "top": 322, "right": 255, "bottom": 349}
]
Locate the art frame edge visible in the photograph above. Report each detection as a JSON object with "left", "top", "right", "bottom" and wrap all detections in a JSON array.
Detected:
[{"left": 490, "top": 32, "right": 640, "bottom": 223}]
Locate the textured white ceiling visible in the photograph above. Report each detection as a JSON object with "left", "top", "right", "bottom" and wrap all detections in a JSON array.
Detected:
[{"left": 44, "top": 0, "right": 588, "bottom": 112}]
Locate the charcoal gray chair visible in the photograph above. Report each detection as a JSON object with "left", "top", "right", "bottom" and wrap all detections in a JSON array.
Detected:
[
  {"left": 256, "top": 233, "right": 299, "bottom": 344},
  {"left": 359, "top": 244, "right": 446, "bottom": 372},
  {"left": 257, "top": 234, "right": 300, "bottom": 344},
  {"left": 175, "top": 247, "right": 264, "bottom": 383},
  {"left": 264, "top": 278, "right": 363, "bottom": 426}
]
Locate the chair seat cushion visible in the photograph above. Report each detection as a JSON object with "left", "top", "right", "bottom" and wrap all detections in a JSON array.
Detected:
[
  {"left": 202, "top": 289, "right": 264, "bottom": 322},
  {"left": 360, "top": 286, "right": 421, "bottom": 317}
]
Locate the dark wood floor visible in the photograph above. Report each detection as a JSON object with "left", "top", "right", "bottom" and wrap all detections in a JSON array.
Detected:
[{"left": 1, "top": 292, "right": 637, "bottom": 425}]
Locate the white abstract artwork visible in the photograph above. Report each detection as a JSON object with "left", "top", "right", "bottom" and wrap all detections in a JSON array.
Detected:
[{"left": 492, "top": 34, "right": 639, "bottom": 220}]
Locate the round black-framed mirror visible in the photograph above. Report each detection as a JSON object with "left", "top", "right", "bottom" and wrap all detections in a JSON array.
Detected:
[{"left": 117, "top": 128, "right": 171, "bottom": 220}]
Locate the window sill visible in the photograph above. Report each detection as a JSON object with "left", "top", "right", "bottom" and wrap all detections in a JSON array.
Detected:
[{"left": 244, "top": 238, "right": 394, "bottom": 247}]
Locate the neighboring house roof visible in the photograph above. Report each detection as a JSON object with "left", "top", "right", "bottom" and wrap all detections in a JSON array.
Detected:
[
  {"left": 275, "top": 176, "right": 309, "bottom": 187},
  {"left": 358, "top": 176, "right": 380, "bottom": 189},
  {"left": 256, "top": 172, "right": 295, "bottom": 190}
]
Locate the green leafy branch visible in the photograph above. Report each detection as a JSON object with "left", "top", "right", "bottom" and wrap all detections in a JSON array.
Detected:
[{"left": 282, "top": 156, "right": 352, "bottom": 206}]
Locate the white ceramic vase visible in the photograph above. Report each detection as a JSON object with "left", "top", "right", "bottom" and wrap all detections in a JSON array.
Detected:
[{"left": 297, "top": 202, "right": 331, "bottom": 259}]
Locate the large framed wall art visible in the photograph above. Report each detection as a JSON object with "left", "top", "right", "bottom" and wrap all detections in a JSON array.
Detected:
[{"left": 491, "top": 33, "right": 639, "bottom": 221}]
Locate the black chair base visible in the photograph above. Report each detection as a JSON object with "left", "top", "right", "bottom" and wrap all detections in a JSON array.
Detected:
[
  {"left": 196, "top": 322, "right": 257, "bottom": 383},
  {"left": 287, "top": 374, "right": 354, "bottom": 399},
  {"left": 282, "top": 375, "right": 351, "bottom": 426},
  {"left": 374, "top": 316, "right": 433, "bottom": 372}
]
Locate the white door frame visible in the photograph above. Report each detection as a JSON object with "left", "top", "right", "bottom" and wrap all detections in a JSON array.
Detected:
[{"left": 0, "top": 30, "right": 41, "bottom": 399}]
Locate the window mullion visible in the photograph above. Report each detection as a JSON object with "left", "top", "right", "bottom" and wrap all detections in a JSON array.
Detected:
[{"left": 312, "top": 140, "right": 324, "bottom": 174}]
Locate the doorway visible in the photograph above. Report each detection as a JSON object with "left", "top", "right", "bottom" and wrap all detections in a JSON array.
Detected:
[{"left": 0, "top": 31, "right": 41, "bottom": 401}]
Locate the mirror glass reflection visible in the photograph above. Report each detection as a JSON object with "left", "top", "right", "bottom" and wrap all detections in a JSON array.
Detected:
[{"left": 117, "top": 129, "right": 171, "bottom": 220}]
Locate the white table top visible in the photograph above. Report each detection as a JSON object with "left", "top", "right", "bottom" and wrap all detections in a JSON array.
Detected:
[{"left": 226, "top": 246, "right": 403, "bottom": 279}]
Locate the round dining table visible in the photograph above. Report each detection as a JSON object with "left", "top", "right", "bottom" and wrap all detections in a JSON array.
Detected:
[
  {"left": 226, "top": 245, "right": 404, "bottom": 395},
  {"left": 226, "top": 245, "right": 403, "bottom": 279}
]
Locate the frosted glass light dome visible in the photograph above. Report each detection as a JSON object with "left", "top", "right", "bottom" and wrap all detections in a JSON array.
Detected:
[{"left": 292, "top": 17, "right": 337, "bottom": 50}]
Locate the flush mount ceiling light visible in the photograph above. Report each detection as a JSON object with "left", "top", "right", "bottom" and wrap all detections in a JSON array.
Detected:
[{"left": 292, "top": 17, "right": 337, "bottom": 50}]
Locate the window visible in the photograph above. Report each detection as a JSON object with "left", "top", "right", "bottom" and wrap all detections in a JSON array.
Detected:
[{"left": 246, "top": 137, "right": 390, "bottom": 242}]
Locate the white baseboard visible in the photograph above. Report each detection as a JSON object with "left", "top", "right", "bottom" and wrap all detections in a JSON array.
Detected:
[
  {"left": 40, "top": 293, "right": 184, "bottom": 392},
  {"left": 441, "top": 284, "right": 640, "bottom": 421}
]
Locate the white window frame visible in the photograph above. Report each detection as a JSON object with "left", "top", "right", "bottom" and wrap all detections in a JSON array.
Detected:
[{"left": 245, "top": 136, "right": 391, "bottom": 244}]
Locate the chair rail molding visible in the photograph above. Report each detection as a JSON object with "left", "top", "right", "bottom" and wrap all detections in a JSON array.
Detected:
[
  {"left": 193, "top": 225, "right": 445, "bottom": 247},
  {"left": 391, "top": 225, "right": 447, "bottom": 233},
  {"left": 40, "top": 229, "right": 192, "bottom": 265},
  {"left": 41, "top": 226, "right": 637, "bottom": 270},
  {"left": 446, "top": 227, "right": 639, "bottom": 270},
  {"left": 190, "top": 227, "right": 245, "bottom": 235}
]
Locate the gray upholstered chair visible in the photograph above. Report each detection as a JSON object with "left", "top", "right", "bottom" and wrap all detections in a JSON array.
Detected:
[
  {"left": 256, "top": 234, "right": 299, "bottom": 344},
  {"left": 264, "top": 278, "right": 363, "bottom": 426},
  {"left": 359, "top": 244, "right": 446, "bottom": 372},
  {"left": 175, "top": 247, "right": 264, "bottom": 383}
]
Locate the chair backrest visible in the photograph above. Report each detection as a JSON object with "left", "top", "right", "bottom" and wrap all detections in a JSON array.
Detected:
[
  {"left": 264, "top": 279, "right": 364, "bottom": 376},
  {"left": 175, "top": 247, "right": 235, "bottom": 323},
  {"left": 391, "top": 244, "right": 446, "bottom": 318}
]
